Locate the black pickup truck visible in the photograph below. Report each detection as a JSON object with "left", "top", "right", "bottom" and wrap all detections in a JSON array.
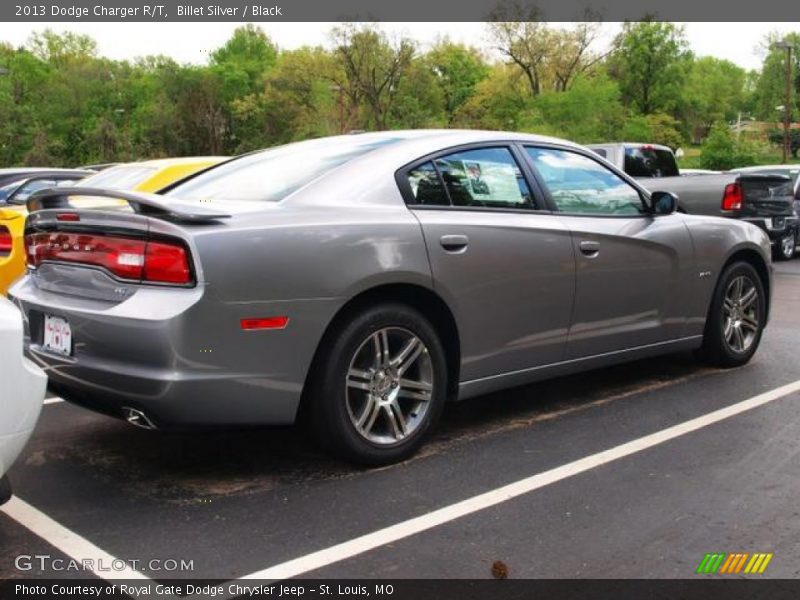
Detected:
[{"left": 588, "top": 143, "right": 798, "bottom": 260}]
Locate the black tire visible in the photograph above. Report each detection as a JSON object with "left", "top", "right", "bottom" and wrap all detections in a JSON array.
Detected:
[
  {"left": 308, "top": 303, "right": 448, "bottom": 466},
  {"left": 773, "top": 232, "right": 795, "bottom": 261},
  {"left": 695, "top": 261, "right": 766, "bottom": 368}
]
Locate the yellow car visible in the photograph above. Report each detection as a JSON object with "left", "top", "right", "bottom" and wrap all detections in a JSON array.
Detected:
[{"left": 0, "top": 157, "right": 226, "bottom": 294}]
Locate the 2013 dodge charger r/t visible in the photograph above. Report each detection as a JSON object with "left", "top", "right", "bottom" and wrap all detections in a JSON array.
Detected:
[{"left": 9, "top": 131, "right": 772, "bottom": 465}]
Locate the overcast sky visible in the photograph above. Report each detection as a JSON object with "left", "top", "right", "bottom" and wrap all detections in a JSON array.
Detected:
[{"left": 2, "top": 22, "right": 797, "bottom": 70}]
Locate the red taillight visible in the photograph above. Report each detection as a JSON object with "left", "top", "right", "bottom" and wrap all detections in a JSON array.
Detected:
[
  {"left": 722, "top": 182, "right": 743, "bottom": 211},
  {"left": 0, "top": 227, "right": 11, "bottom": 256},
  {"left": 25, "top": 232, "right": 192, "bottom": 285},
  {"left": 143, "top": 240, "right": 191, "bottom": 284}
]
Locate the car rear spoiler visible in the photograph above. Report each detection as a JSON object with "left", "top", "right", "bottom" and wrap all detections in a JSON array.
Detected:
[{"left": 26, "top": 187, "right": 231, "bottom": 223}]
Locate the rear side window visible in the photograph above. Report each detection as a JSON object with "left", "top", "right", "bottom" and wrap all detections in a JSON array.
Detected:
[
  {"left": 407, "top": 162, "right": 450, "bottom": 206},
  {"left": 435, "top": 147, "right": 533, "bottom": 209},
  {"left": 623, "top": 147, "right": 679, "bottom": 178}
]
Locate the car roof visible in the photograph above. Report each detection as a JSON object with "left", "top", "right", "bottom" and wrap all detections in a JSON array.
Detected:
[{"left": 243, "top": 129, "right": 586, "bottom": 162}]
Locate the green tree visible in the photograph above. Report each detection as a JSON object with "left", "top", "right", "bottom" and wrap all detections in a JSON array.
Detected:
[
  {"left": 330, "top": 24, "right": 416, "bottom": 130},
  {"left": 488, "top": 4, "right": 604, "bottom": 96},
  {"left": 699, "top": 122, "right": 758, "bottom": 170},
  {"left": 424, "top": 40, "right": 487, "bottom": 124},
  {"left": 683, "top": 57, "right": 747, "bottom": 141},
  {"left": 751, "top": 32, "right": 800, "bottom": 123},
  {"left": 621, "top": 113, "right": 685, "bottom": 149},
  {"left": 608, "top": 21, "right": 692, "bottom": 116},
  {"left": 454, "top": 64, "right": 528, "bottom": 130},
  {"left": 522, "top": 72, "right": 626, "bottom": 142}
]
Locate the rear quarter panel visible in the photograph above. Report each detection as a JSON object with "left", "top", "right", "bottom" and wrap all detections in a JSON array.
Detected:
[{"left": 178, "top": 201, "right": 434, "bottom": 392}]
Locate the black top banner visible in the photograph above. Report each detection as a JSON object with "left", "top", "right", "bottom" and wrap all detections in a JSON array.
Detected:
[{"left": 1, "top": 0, "right": 798, "bottom": 22}]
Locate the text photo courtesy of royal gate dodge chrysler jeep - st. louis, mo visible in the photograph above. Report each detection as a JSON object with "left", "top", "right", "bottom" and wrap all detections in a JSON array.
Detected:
[{"left": 1, "top": 3, "right": 800, "bottom": 600}]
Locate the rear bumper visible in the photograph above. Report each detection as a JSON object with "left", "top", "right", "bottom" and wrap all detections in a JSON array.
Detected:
[{"left": 10, "top": 274, "right": 341, "bottom": 428}]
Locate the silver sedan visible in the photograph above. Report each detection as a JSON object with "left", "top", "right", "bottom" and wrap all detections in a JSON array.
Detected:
[{"left": 10, "top": 130, "right": 772, "bottom": 465}]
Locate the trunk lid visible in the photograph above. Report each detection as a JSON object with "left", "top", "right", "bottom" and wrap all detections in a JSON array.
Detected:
[{"left": 22, "top": 187, "right": 222, "bottom": 303}]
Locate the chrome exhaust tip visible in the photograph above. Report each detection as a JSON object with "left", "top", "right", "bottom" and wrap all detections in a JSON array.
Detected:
[{"left": 122, "top": 407, "right": 157, "bottom": 430}]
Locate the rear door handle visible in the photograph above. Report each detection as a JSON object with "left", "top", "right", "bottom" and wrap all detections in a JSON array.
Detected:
[
  {"left": 440, "top": 234, "right": 469, "bottom": 252},
  {"left": 579, "top": 240, "right": 600, "bottom": 257}
]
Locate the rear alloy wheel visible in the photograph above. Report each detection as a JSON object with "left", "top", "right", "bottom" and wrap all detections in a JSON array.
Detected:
[
  {"left": 774, "top": 233, "right": 796, "bottom": 261},
  {"left": 310, "top": 304, "right": 447, "bottom": 465},
  {"left": 696, "top": 261, "right": 765, "bottom": 368}
]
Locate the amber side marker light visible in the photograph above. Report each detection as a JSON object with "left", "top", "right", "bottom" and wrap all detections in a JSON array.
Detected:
[{"left": 240, "top": 316, "right": 289, "bottom": 330}]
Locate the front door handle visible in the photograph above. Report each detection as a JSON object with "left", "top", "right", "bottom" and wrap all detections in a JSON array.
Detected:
[
  {"left": 440, "top": 234, "right": 469, "bottom": 252},
  {"left": 579, "top": 240, "right": 600, "bottom": 257}
]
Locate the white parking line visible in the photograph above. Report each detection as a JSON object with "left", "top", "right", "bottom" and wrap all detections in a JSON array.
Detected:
[
  {"left": 239, "top": 379, "right": 800, "bottom": 581},
  {"left": 1, "top": 496, "right": 149, "bottom": 581},
  {"left": 43, "top": 397, "right": 64, "bottom": 405}
]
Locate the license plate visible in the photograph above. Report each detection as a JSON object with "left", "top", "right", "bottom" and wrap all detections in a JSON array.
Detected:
[{"left": 43, "top": 315, "right": 72, "bottom": 356}]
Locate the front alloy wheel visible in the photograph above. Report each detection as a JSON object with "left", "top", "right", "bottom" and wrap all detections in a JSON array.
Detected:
[
  {"left": 722, "top": 275, "right": 760, "bottom": 353},
  {"left": 696, "top": 261, "right": 765, "bottom": 368}
]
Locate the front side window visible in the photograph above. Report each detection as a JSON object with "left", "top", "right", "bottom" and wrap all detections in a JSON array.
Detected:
[
  {"left": 433, "top": 147, "right": 533, "bottom": 209},
  {"left": 525, "top": 147, "right": 645, "bottom": 216}
]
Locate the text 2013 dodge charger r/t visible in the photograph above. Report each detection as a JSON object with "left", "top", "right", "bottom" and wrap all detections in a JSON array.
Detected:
[{"left": 9, "top": 131, "right": 772, "bottom": 465}]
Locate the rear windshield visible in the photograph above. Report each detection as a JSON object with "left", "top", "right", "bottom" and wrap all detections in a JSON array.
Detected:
[
  {"left": 623, "top": 147, "right": 679, "bottom": 178},
  {"left": 78, "top": 165, "right": 157, "bottom": 190},
  {"left": 167, "top": 136, "right": 402, "bottom": 203}
]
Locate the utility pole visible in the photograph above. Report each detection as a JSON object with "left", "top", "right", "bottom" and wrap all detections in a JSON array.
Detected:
[{"left": 775, "top": 40, "right": 793, "bottom": 164}]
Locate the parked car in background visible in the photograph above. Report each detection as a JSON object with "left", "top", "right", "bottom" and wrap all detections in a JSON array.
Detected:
[
  {"left": 0, "top": 168, "right": 94, "bottom": 205},
  {"left": 76, "top": 157, "right": 227, "bottom": 194},
  {"left": 1, "top": 170, "right": 94, "bottom": 294},
  {"left": 0, "top": 296, "right": 47, "bottom": 505},
  {"left": 729, "top": 165, "right": 800, "bottom": 259},
  {"left": 10, "top": 130, "right": 772, "bottom": 465},
  {"left": 588, "top": 143, "right": 798, "bottom": 260},
  {"left": 0, "top": 157, "right": 227, "bottom": 295}
]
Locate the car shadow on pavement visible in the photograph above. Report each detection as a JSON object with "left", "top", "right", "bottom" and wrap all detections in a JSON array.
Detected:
[{"left": 21, "top": 351, "right": 711, "bottom": 504}]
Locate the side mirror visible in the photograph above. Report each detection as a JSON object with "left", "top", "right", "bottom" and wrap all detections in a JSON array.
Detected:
[{"left": 651, "top": 191, "right": 678, "bottom": 215}]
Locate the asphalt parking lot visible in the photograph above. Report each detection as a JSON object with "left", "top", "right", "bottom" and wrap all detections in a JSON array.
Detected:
[{"left": 3, "top": 260, "right": 800, "bottom": 585}]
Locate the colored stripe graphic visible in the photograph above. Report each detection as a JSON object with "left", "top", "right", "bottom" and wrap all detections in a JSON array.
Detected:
[{"left": 698, "top": 552, "right": 772, "bottom": 574}]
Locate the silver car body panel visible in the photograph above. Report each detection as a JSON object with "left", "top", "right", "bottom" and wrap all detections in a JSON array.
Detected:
[{"left": 9, "top": 130, "right": 773, "bottom": 426}]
